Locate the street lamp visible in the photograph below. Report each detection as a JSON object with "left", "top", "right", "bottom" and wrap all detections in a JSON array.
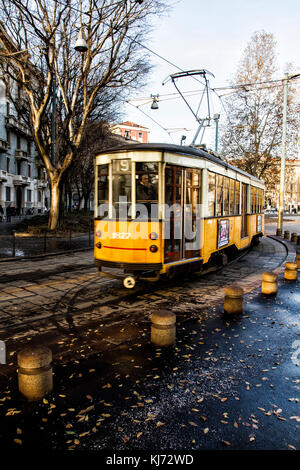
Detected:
[
  {"left": 277, "top": 72, "right": 300, "bottom": 235},
  {"left": 150, "top": 94, "right": 159, "bottom": 110},
  {"left": 51, "top": 27, "right": 88, "bottom": 165}
]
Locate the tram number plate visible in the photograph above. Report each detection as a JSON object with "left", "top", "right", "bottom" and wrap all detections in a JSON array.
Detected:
[{"left": 112, "top": 232, "right": 131, "bottom": 239}]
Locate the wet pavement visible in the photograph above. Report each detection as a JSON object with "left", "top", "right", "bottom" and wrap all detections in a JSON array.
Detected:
[{"left": 0, "top": 230, "right": 299, "bottom": 460}]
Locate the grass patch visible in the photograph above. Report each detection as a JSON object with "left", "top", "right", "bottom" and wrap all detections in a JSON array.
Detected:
[{"left": 15, "top": 211, "right": 93, "bottom": 234}]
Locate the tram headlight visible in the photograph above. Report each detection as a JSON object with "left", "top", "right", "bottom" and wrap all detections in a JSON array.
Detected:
[
  {"left": 96, "top": 242, "right": 102, "bottom": 249},
  {"left": 96, "top": 230, "right": 102, "bottom": 238},
  {"left": 149, "top": 245, "right": 158, "bottom": 253},
  {"left": 149, "top": 232, "right": 158, "bottom": 240}
]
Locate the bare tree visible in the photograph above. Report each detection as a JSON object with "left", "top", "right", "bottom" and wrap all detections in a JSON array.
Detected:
[
  {"left": 0, "top": 0, "right": 168, "bottom": 229},
  {"left": 220, "top": 31, "right": 299, "bottom": 187},
  {"left": 64, "top": 121, "right": 126, "bottom": 212}
]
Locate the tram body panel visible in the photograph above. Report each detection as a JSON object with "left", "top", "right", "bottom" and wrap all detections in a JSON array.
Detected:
[{"left": 94, "top": 220, "right": 162, "bottom": 265}]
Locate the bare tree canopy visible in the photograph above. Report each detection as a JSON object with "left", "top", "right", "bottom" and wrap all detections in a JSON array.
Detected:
[
  {"left": 220, "top": 31, "right": 299, "bottom": 185},
  {"left": 0, "top": 0, "right": 168, "bottom": 228}
]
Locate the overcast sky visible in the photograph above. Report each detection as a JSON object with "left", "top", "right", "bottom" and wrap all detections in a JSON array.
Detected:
[{"left": 124, "top": 0, "right": 300, "bottom": 147}]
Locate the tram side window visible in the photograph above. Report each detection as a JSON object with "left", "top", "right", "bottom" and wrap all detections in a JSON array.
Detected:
[
  {"left": 97, "top": 164, "right": 109, "bottom": 217},
  {"left": 216, "top": 175, "right": 223, "bottom": 217},
  {"left": 234, "top": 181, "right": 240, "bottom": 215},
  {"left": 136, "top": 162, "right": 158, "bottom": 219},
  {"left": 208, "top": 172, "right": 216, "bottom": 216},
  {"left": 229, "top": 178, "right": 235, "bottom": 214},
  {"left": 223, "top": 177, "right": 230, "bottom": 216},
  {"left": 251, "top": 187, "right": 264, "bottom": 213},
  {"left": 112, "top": 159, "right": 131, "bottom": 218},
  {"left": 97, "top": 165, "right": 109, "bottom": 202}
]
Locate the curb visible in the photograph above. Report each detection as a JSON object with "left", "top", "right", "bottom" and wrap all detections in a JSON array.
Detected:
[{"left": 0, "top": 246, "right": 93, "bottom": 263}]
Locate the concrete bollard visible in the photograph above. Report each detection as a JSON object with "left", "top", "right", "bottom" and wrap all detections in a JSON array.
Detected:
[
  {"left": 284, "top": 262, "right": 298, "bottom": 281},
  {"left": 224, "top": 285, "right": 244, "bottom": 315},
  {"left": 17, "top": 346, "right": 53, "bottom": 401},
  {"left": 151, "top": 310, "right": 176, "bottom": 347},
  {"left": 296, "top": 253, "right": 300, "bottom": 271},
  {"left": 291, "top": 233, "right": 298, "bottom": 243},
  {"left": 261, "top": 272, "right": 278, "bottom": 295},
  {"left": 297, "top": 236, "right": 300, "bottom": 246},
  {"left": 284, "top": 231, "right": 290, "bottom": 240}
]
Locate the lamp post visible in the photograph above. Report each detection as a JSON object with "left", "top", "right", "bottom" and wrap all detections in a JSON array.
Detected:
[{"left": 277, "top": 72, "right": 300, "bottom": 235}]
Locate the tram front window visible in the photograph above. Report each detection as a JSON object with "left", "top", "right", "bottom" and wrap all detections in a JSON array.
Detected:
[
  {"left": 135, "top": 162, "right": 158, "bottom": 219},
  {"left": 112, "top": 159, "right": 132, "bottom": 218}
]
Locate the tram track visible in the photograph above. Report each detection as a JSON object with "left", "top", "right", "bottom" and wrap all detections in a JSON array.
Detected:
[{"left": 0, "top": 236, "right": 288, "bottom": 337}]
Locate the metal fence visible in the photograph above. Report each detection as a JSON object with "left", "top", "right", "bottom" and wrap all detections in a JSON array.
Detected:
[{"left": 0, "top": 224, "right": 94, "bottom": 258}]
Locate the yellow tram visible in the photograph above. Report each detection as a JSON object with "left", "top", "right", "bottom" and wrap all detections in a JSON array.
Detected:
[{"left": 94, "top": 143, "right": 264, "bottom": 288}]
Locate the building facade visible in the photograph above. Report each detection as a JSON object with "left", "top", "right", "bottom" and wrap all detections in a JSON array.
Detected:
[
  {"left": 0, "top": 33, "right": 49, "bottom": 218},
  {"left": 111, "top": 121, "right": 149, "bottom": 143},
  {"left": 265, "top": 159, "right": 300, "bottom": 213}
]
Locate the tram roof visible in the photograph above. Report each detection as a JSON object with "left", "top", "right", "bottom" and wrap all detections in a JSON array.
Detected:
[{"left": 96, "top": 142, "right": 264, "bottom": 185}]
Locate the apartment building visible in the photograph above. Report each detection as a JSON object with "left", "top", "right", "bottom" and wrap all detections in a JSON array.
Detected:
[
  {"left": 111, "top": 121, "right": 149, "bottom": 143},
  {"left": 0, "top": 31, "right": 49, "bottom": 217}
]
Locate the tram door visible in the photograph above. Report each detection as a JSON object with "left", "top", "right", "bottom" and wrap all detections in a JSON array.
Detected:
[
  {"left": 184, "top": 170, "right": 201, "bottom": 259},
  {"left": 164, "top": 166, "right": 183, "bottom": 262},
  {"left": 241, "top": 183, "right": 248, "bottom": 238},
  {"left": 164, "top": 166, "right": 201, "bottom": 263}
]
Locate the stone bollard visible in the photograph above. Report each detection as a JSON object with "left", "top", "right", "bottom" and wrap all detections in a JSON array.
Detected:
[
  {"left": 151, "top": 310, "right": 176, "bottom": 347},
  {"left": 284, "top": 262, "right": 298, "bottom": 281},
  {"left": 224, "top": 285, "right": 244, "bottom": 315},
  {"left": 284, "top": 231, "right": 290, "bottom": 240},
  {"left": 291, "top": 233, "right": 298, "bottom": 243},
  {"left": 276, "top": 229, "right": 282, "bottom": 237},
  {"left": 297, "top": 236, "right": 300, "bottom": 246},
  {"left": 261, "top": 272, "right": 278, "bottom": 295},
  {"left": 296, "top": 253, "right": 300, "bottom": 271},
  {"left": 17, "top": 346, "right": 53, "bottom": 401}
]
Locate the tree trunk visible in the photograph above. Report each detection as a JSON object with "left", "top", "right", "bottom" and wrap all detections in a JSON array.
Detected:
[{"left": 49, "top": 179, "right": 61, "bottom": 230}]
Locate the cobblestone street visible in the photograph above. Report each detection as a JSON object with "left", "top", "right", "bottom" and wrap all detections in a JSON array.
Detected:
[{"left": 0, "top": 234, "right": 295, "bottom": 376}]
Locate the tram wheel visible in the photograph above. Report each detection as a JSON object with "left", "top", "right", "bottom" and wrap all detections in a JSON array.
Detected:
[{"left": 123, "top": 276, "right": 136, "bottom": 289}]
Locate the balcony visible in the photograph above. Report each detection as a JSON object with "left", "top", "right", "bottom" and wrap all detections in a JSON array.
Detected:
[
  {"left": 5, "top": 115, "right": 32, "bottom": 138},
  {"left": 15, "top": 149, "right": 29, "bottom": 161},
  {"left": 0, "top": 138, "right": 8, "bottom": 153},
  {"left": 37, "top": 180, "right": 48, "bottom": 189},
  {"left": 12, "top": 174, "right": 29, "bottom": 186},
  {"left": 0, "top": 169, "right": 8, "bottom": 183}
]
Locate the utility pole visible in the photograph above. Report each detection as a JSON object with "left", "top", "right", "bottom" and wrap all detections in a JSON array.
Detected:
[
  {"left": 277, "top": 72, "right": 300, "bottom": 235},
  {"left": 277, "top": 73, "right": 288, "bottom": 235}
]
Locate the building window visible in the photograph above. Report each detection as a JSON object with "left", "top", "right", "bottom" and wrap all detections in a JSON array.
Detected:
[
  {"left": 6, "top": 157, "right": 10, "bottom": 173},
  {"left": 28, "top": 164, "right": 31, "bottom": 178},
  {"left": 6, "top": 101, "right": 10, "bottom": 116},
  {"left": 6, "top": 186, "right": 11, "bottom": 202},
  {"left": 27, "top": 189, "right": 31, "bottom": 202},
  {"left": 17, "top": 136, "right": 21, "bottom": 149},
  {"left": 125, "top": 130, "right": 130, "bottom": 139},
  {"left": 38, "top": 190, "right": 42, "bottom": 203}
]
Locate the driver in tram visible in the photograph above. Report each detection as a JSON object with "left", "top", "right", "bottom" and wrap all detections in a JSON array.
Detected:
[{"left": 136, "top": 174, "right": 156, "bottom": 201}]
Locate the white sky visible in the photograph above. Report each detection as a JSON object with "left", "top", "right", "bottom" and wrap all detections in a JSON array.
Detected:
[{"left": 123, "top": 0, "right": 300, "bottom": 148}]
